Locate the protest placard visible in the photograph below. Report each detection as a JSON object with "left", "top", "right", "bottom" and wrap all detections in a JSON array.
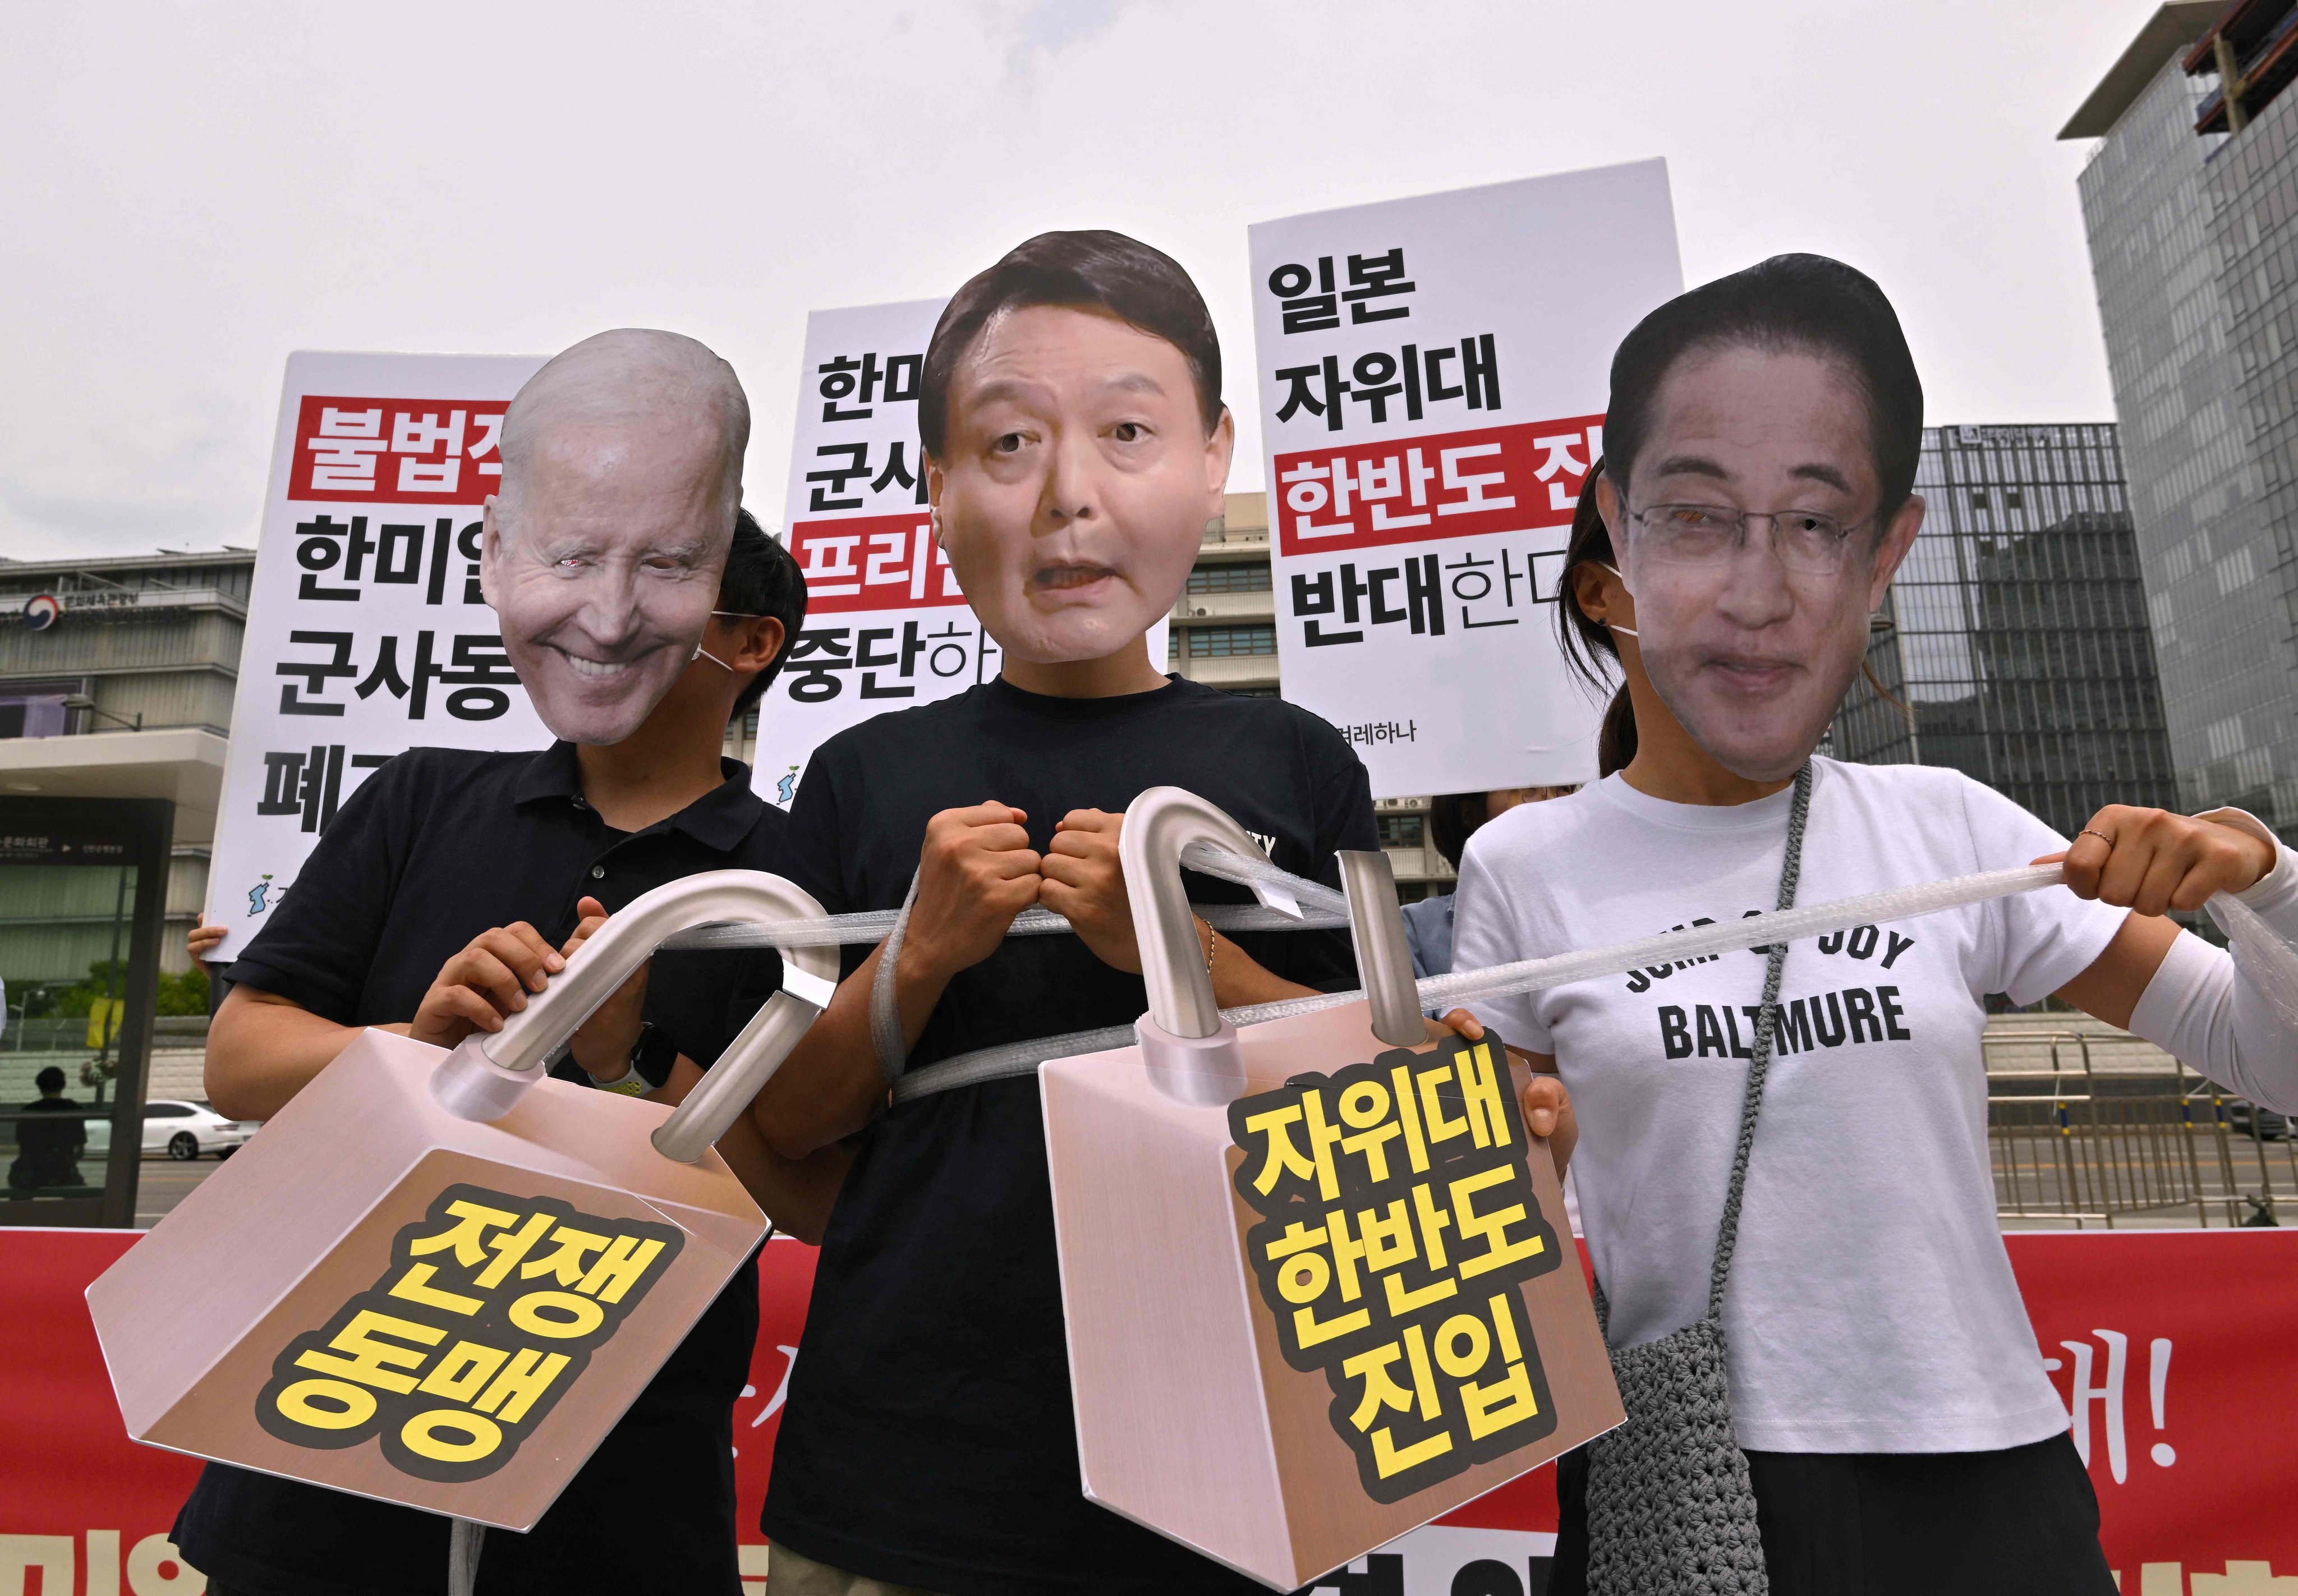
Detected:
[
  {"left": 1247, "top": 161, "right": 1683, "bottom": 797},
  {"left": 204, "top": 353, "right": 549, "bottom": 962}
]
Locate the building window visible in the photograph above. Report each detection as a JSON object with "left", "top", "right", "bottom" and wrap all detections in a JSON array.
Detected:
[
  {"left": 1971, "top": 490, "right": 1991, "bottom": 511},
  {"left": 1377, "top": 813, "right": 1425, "bottom": 848},
  {"left": 1186, "top": 625, "right": 1277, "bottom": 657},
  {"left": 0, "top": 679, "right": 81, "bottom": 740},
  {"left": 1187, "top": 563, "right": 1272, "bottom": 594}
]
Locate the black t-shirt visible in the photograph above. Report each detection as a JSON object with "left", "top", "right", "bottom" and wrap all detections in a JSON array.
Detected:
[
  {"left": 761, "top": 677, "right": 1375, "bottom": 1596},
  {"left": 174, "top": 742, "right": 784, "bottom": 1596},
  {"left": 11, "top": 1098, "right": 85, "bottom": 1186}
]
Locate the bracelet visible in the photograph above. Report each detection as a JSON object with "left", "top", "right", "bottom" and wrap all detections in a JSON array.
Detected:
[
  {"left": 586, "top": 1020, "right": 669, "bottom": 1096},
  {"left": 1199, "top": 916, "right": 1218, "bottom": 975},
  {"left": 585, "top": 1058, "right": 651, "bottom": 1097}
]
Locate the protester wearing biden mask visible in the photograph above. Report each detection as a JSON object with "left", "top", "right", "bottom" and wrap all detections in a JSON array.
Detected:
[
  {"left": 1445, "top": 256, "right": 2298, "bottom": 1594},
  {"left": 177, "top": 330, "right": 834, "bottom": 1596},
  {"left": 744, "top": 232, "right": 1449, "bottom": 1596}
]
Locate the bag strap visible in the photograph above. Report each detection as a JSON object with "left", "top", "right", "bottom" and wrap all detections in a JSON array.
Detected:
[
  {"left": 1591, "top": 762, "right": 1812, "bottom": 1336},
  {"left": 1705, "top": 761, "right": 1812, "bottom": 1320}
]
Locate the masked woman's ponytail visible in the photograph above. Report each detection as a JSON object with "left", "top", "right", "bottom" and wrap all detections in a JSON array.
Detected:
[{"left": 1556, "top": 460, "right": 1636, "bottom": 778}]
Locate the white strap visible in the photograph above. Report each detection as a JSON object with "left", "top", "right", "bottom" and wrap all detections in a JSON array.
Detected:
[
  {"left": 895, "top": 859, "right": 2075, "bottom": 1103},
  {"left": 868, "top": 870, "right": 921, "bottom": 1086}
]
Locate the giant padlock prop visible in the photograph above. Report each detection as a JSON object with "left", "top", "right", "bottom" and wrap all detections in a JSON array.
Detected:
[
  {"left": 1040, "top": 789, "right": 1624, "bottom": 1589},
  {"left": 86, "top": 870, "right": 838, "bottom": 1531}
]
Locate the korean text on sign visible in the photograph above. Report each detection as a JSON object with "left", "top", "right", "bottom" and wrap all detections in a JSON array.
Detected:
[
  {"left": 787, "top": 513, "right": 964, "bottom": 614},
  {"left": 1228, "top": 1034, "right": 1561, "bottom": 1502},
  {"left": 1274, "top": 417, "right": 1602, "bottom": 557},
  {"left": 289, "top": 398, "right": 508, "bottom": 504},
  {"left": 272, "top": 628, "right": 520, "bottom": 723},
  {"left": 256, "top": 1184, "right": 683, "bottom": 1482},
  {"left": 288, "top": 513, "right": 486, "bottom": 606},
  {"left": 1266, "top": 248, "right": 1420, "bottom": 332}
]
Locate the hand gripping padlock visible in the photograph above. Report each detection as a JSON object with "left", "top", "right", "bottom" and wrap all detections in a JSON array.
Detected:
[
  {"left": 88, "top": 869, "right": 837, "bottom": 1531},
  {"left": 429, "top": 867, "right": 839, "bottom": 1141},
  {"left": 1041, "top": 788, "right": 1621, "bottom": 1589}
]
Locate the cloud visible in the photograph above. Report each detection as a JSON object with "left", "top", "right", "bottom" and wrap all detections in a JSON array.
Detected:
[
  {"left": 0, "top": 0, "right": 2148, "bottom": 562},
  {"left": 1001, "top": 0, "right": 1133, "bottom": 62}
]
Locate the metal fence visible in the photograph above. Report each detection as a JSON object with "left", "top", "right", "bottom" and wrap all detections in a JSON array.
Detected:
[{"left": 1987, "top": 1029, "right": 2298, "bottom": 1227}]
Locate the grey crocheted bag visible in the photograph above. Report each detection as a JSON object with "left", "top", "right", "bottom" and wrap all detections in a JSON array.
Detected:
[{"left": 1582, "top": 763, "right": 1810, "bottom": 1595}]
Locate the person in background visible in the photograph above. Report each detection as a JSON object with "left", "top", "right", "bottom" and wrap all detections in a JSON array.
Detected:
[
  {"left": 186, "top": 922, "right": 231, "bottom": 1019},
  {"left": 1403, "top": 787, "right": 1577, "bottom": 982},
  {"left": 8, "top": 1066, "right": 86, "bottom": 1190},
  {"left": 176, "top": 332, "right": 830, "bottom": 1596}
]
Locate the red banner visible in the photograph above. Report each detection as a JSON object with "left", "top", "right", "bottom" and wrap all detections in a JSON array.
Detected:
[
  {"left": 287, "top": 396, "right": 509, "bottom": 505},
  {"left": 8, "top": 1227, "right": 2297, "bottom": 1593},
  {"left": 786, "top": 513, "right": 965, "bottom": 614},
  {"left": 1272, "top": 416, "right": 1601, "bottom": 559}
]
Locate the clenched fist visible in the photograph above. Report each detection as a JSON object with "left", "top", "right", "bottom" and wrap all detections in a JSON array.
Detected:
[
  {"left": 903, "top": 802, "right": 1044, "bottom": 983},
  {"left": 1038, "top": 808, "right": 1147, "bottom": 972}
]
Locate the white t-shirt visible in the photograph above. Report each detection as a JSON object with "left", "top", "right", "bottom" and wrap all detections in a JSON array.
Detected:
[{"left": 1451, "top": 758, "right": 2126, "bottom": 1454}]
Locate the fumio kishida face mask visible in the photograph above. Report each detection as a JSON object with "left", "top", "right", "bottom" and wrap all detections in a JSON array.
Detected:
[{"left": 1605, "top": 346, "right": 1913, "bottom": 784}]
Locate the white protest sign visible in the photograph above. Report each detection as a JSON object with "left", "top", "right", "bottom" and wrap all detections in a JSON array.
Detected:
[
  {"left": 760, "top": 297, "right": 1164, "bottom": 808},
  {"left": 1248, "top": 160, "right": 1683, "bottom": 797},
  {"left": 205, "top": 352, "right": 550, "bottom": 962}
]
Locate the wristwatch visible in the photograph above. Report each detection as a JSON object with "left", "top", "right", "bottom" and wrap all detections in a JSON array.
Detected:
[{"left": 586, "top": 1021, "right": 678, "bottom": 1097}]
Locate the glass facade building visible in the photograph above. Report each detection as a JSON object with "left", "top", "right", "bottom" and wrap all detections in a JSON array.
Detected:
[
  {"left": 2072, "top": 3, "right": 2298, "bottom": 838},
  {"left": 1833, "top": 426, "right": 2179, "bottom": 837}
]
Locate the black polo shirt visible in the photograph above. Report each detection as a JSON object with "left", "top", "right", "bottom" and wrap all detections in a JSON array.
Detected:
[{"left": 174, "top": 742, "right": 784, "bottom": 1596}]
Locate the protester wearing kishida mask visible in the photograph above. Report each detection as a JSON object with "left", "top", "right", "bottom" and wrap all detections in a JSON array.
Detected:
[
  {"left": 1446, "top": 255, "right": 2298, "bottom": 1594},
  {"left": 481, "top": 328, "right": 747, "bottom": 745}
]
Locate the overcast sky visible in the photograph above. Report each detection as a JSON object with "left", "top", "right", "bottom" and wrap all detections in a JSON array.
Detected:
[{"left": 2, "top": 0, "right": 2168, "bottom": 562}]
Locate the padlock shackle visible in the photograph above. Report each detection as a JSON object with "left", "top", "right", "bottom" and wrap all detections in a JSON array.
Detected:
[
  {"left": 649, "top": 879, "right": 840, "bottom": 1162},
  {"left": 1337, "top": 849, "right": 1426, "bottom": 1048},
  {"left": 430, "top": 868, "right": 839, "bottom": 1128},
  {"left": 1120, "top": 787, "right": 1265, "bottom": 1040}
]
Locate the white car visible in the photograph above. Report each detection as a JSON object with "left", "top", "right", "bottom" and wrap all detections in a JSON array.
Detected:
[{"left": 84, "top": 1101, "right": 259, "bottom": 1161}]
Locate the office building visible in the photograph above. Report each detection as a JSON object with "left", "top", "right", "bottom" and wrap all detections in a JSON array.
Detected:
[
  {"left": 1831, "top": 425, "right": 2180, "bottom": 836},
  {"left": 2065, "top": 0, "right": 2298, "bottom": 838},
  {"left": 0, "top": 551, "right": 252, "bottom": 988}
]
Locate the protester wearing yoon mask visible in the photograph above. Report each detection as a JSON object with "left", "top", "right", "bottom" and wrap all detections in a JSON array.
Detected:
[
  {"left": 1446, "top": 255, "right": 2298, "bottom": 1595},
  {"left": 741, "top": 232, "right": 1499, "bottom": 1596},
  {"left": 175, "top": 334, "right": 837, "bottom": 1596}
]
